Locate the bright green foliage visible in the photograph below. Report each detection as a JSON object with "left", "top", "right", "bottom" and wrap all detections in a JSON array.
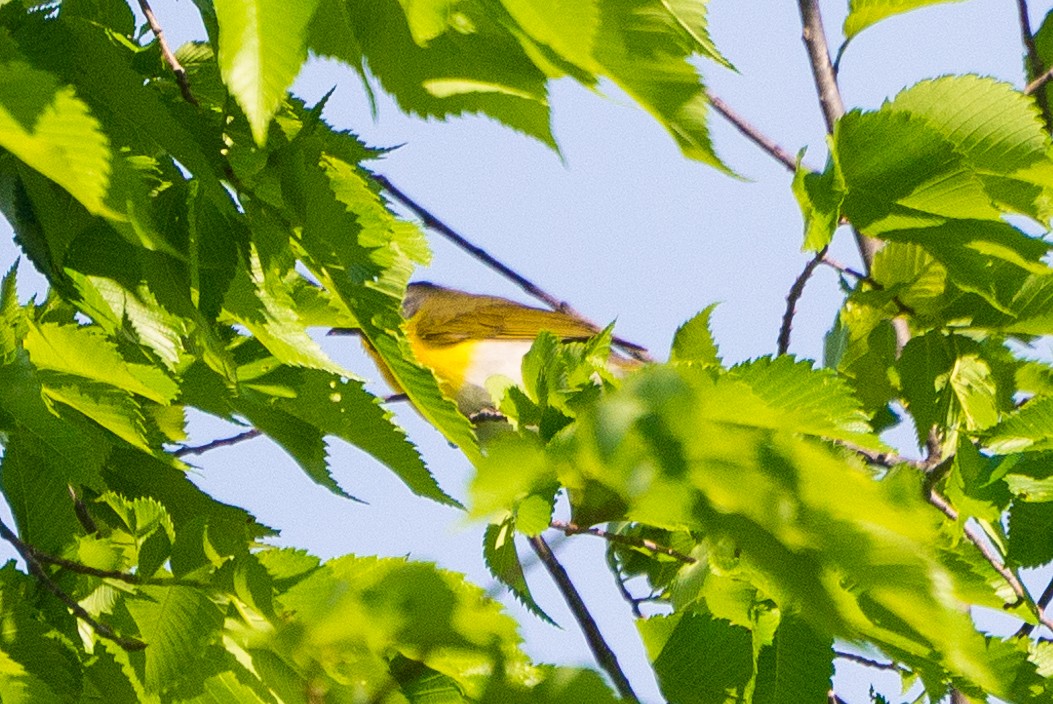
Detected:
[
  {"left": 843, "top": 0, "right": 972, "bottom": 38},
  {"left": 3, "top": 1, "right": 1053, "bottom": 703},
  {"left": 214, "top": 0, "right": 321, "bottom": 144}
]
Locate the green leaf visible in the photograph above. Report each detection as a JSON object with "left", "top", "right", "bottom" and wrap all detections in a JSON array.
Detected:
[
  {"left": 844, "top": 0, "right": 972, "bottom": 39},
  {"left": 885, "top": 75, "right": 1053, "bottom": 223},
  {"left": 342, "top": 0, "right": 554, "bottom": 146},
  {"left": 214, "top": 0, "right": 322, "bottom": 144},
  {"left": 1008, "top": 500, "right": 1053, "bottom": 567},
  {"left": 124, "top": 585, "right": 225, "bottom": 693},
  {"left": 0, "top": 60, "right": 112, "bottom": 217},
  {"left": 899, "top": 332, "right": 1003, "bottom": 450},
  {"left": 670, "top": 303, "right": 721, "bottom": 365},
  {"left": 24, "top": 322, "right": 178, "bottom": 404},
  {"left": 834, "top": 110, "right": 1001, "bottom": 232},
  {"left": 483, "top": 519, "right": 556, "bottom": 625},
  {"left": 752, "top": 616, "right": 834, "bottom": 704},
  {"left": 792, "top": 153, "right": 845, "bottom": 252},
  {"left": 728, "top": 355, "right": 882, "bottom": 449},
  {"left": 639, "top": 612, "right": 753, "bottom": 703},
  {"left": 986, "top": 397, "right": 1053, "bottom": 454},
  {"left": 252, "top": 365, "right": 442, "bottom": 504},
  {"left": 591, "top": 0, "right": 729, "bottom": 171},
  {"left": 274, "top": 555, "right": 533, "bottom": 700}
]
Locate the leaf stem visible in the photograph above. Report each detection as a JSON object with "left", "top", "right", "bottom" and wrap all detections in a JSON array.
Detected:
[{"left": 527, "top": 535, "right": 640, "bottom": 702}]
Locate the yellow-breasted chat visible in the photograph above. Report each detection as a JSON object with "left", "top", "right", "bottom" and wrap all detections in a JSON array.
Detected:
[{"left": 334, "top": 282, "right": 643, "bottom": 415}]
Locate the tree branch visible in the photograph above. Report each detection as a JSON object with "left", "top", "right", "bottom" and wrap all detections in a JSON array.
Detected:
[
  {"left": 1016, "top": 0, "right": 1053, "bottom": 129},
  {"left": 370, "top": 174, "right": 653, "bottom": 363},
  {"left": 0, "top": 518, "right": 146, "bottom": 651},
  {"left": 1017, "top": 574, "right": 1053, "bottom": 637},
  {"left": 708, "top": 92, "right": 798, "bottom": 173},
  {"left": 835, "top": 649, "right": 907, "bottom": 673},
  {"left": 551, "top": 520, "right": 696, "bottom": 564},
  {"left": 174, "top": 429, "right": 262, "bottom": 457},
  {"left": 777, "top": 248, "right": 826, "bottom": 355},
  {"left": 927, "top": 490, "right": 1053, "bottom": 633},
  {"left": 527, "top": 535, "right": 639, "bottom": 702},
  {"left": 137, "top": 0, "right": 198, "bottom": 106},
  {"left": 795, "top": 0, "right": 880, "bottom": 269}
]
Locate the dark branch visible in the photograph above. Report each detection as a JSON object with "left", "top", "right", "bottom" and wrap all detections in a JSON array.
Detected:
[
  {"left": 174, "top": 429, "right": 262, "bottom": 457},
  {"left": 835, "top": 650, "right": 906, "bottom": 672},
  {"left": 527, "top": 535, "right": 639, "bottom": 702},
  {"left": 137, "top": 0, "right": 198, "bottom": 106},
  {"left": 0, "top": 518, "right": 146, "bottom": 650},
  {"left": 1016, "top": 0, "right": 1053, "bottom": 129},
  {"left": 1017, "top": 574, "right": 1053, "bottom": 637},
  {"left": 370, "top": 174, "right": 653, "bottom": 363},
  {"left": 777, "top": 249, "right": 826, "bottom": 355},
  {"left": 551, "top": 520, "right": 696, "bottom": 565},
  {"left": 927, "top": 490, "right": 1053, "bottom": 633},
  {"left": 708, "top": 92, "right": 798, "bottom": 173}
]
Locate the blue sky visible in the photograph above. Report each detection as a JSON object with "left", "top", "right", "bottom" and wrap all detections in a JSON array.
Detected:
[{"left": 0, "top": 1, "right": 1044, "bottom": 701}]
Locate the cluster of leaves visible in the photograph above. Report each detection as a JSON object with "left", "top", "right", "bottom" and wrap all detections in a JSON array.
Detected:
[
  {"left": 0, "top": 0, "right": 743, "bottom": 699},
  {"left": 3, "top": 0, "right": 1053, "bottom": 702}
]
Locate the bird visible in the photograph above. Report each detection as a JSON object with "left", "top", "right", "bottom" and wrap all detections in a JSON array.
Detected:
[{"left": 333, "top": 282, "right": 645, "bottom": 415}]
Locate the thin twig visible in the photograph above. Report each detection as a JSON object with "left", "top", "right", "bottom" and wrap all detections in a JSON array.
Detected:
[
  {"left": 605, "top": 545, "right": 644, "bottom": 619},
  {"left": 0, "top": 518, "right": 146, "bottom": 651},
  {"left": 1025, "top": 66, "right": 1053, "bottom": 95},
  {"left": 174, "top": 429, "right": 262, "bottom": 457},
  {"left": 1016, "top": 0, "right": 1053, "bottom": 129},
  {"left": 835, "top": 650, "right": 906, "bottom": 673},
  {"left": 527, "top": 535, "right": 639, "bottom": 702},
  {"left": 370, "top": 174, "right": 653, "bottom": 363},
  {"left": 777, "top": 249, "right": 826, "bottom": 355},
  {"left": 820, "top": 255, "right": 867, "bottom": 282},
  {"left": 828, "top": 693, "right": 847, "bottom": 704},
  {"left": 795, "top": 0, "right": 880, "bottom": 269},
  {"left": 836, "top": 441, "right": 925, "bottom": 470},
  {"left": 137, "top": 0, "right": 198, "bottom": 106},
  {"left": 28, "top": 549, "right": 205, "bottom": 588},
  {"left": 927, "top": 491, "right": 1053, "bottom": 633},
  {"left": 708, "top": 92, "right": 798, "bottom": 173},
  {"left": 1016, "top": 574, "right": 1053, "bottom": 637},
  {"left": 551, "top": 520, "right": 696, "bottom": 565}
]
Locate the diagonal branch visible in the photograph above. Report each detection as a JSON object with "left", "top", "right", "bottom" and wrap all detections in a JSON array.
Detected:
[
  {"left": 927, "top": 490, "right": 1053, "bottom": 633},
  {"left": 795, "top": 0, "right": 880, "bottom": 269},
  {"left": 174, "top": 429, "right": 262, "bottom": 457},
  {"left": 0, "top": 518, "right": 146, "bottom": 651},
  {"left": 137, "top": 0, "right": 198, "bottom": 106},
  {"left": 527, "top": 535, "right": 639, "bottom": 702},
  {"left": 708, "top": 92, "right": 798, "bottom": 173},
  {"left": 1017, "top": 575, "right": 1053, "bottom": 637},
  {"left": 778, "top": 248, "right": 826, "bottom": 355},
  {"left": 371, "top": 174, "right": 653, "bottom": 362}
]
